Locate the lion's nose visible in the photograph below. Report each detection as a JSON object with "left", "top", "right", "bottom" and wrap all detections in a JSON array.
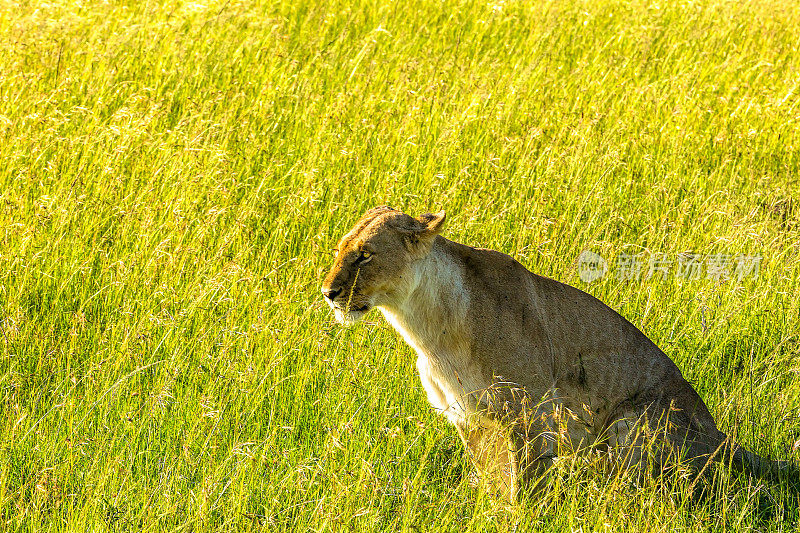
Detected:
[{"left": 322, "top": 287, "right": 342, "bottom": 301}]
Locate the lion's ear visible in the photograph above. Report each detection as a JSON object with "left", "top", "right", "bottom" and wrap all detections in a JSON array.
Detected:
[
  {"left": 417, "top": 211, "right": 446, "bottom": 235},
  {"left": 403, "top": 211, "right": 446, "bottom": 256}
]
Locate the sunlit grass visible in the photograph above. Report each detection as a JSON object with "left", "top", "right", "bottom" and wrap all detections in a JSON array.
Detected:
[{"left": 0, "top": 0, "right": 799, "bottom": 530}]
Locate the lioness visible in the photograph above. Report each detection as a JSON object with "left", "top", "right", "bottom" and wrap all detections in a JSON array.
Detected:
[{"left": 321, "top": 206, "right": 786, "bottom": 500}]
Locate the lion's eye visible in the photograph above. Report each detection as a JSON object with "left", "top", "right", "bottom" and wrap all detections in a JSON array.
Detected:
[{"left": 359, "top": 251, "right": 373, "bottom": 263}]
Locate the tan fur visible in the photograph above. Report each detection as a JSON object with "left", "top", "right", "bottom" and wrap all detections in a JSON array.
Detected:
[{"left": 321, "top": 206, "right": 783, "bottom": 500}]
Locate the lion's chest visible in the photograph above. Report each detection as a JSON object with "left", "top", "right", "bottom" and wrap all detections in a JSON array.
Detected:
[
  {"left": 380, "top": 308, "right": 484, "bottom": 427},
  {"left": 415, "top": 353, "right": 474, "bottom": 426}
]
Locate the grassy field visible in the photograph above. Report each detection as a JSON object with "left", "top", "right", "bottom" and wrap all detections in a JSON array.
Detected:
[{"left": 1, "top": 0, "right": 799, "bottom": 530}]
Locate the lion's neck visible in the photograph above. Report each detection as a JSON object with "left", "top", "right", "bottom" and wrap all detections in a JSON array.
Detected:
[
  {"left": 377, "top": 241, "right": 469, "bottom": 359},
  {"left": 378, "top": 240, "right": 483, "bottom": 425}
]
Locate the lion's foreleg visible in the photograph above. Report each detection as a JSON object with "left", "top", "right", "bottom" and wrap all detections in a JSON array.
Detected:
[{"left": 456, "top": 417, "right": 553, "bottom": 502}]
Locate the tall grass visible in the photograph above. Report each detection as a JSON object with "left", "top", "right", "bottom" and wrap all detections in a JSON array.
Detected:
[{"left": 0, "top": 0, "right": 798, "bottom": 530}]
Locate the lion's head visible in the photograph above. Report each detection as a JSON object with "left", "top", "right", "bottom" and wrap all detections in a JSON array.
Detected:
[{"left": 321, "top": 206, "right": 446, "bottom": 324}]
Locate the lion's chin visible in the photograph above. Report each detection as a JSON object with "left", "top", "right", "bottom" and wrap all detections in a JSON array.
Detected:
[{"left": 333, "top": 306, "right": 370, "bottom": 325}]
